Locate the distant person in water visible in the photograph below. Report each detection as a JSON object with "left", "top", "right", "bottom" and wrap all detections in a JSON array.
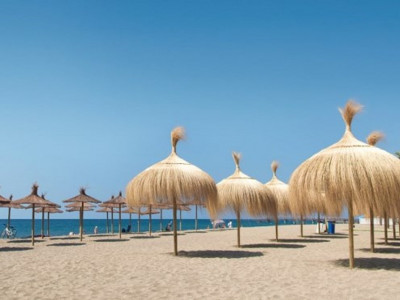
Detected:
[
  {"left": 94, "top": 226, "right": 98, "bottom": 234},
  {"left": 227, "top": 221, "right": 232, "bottom": 228}
]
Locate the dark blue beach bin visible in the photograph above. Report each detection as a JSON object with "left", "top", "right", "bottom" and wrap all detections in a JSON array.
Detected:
[{"left": 327, "top": 221, "right": 335, "bottom": 234}]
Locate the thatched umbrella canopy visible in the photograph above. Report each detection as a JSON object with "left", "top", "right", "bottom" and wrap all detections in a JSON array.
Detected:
[
  {"left": 217, "top": 152, "right": 275, "bottom": 247},
  {"left": 34, "top": 194, "right": 59, "bottom": 238},
  {"left": 361, "top": 131, "right": 397, "bottom": 249},
  {"left": 66, "top": 206, "right": 94, "bottom": 212},
  {"left": 265, "top": 161, "right": 288, "bottom": 241},
  {"left": 126, "top": 127, "right": 218, "bottom": 255},
  {"left": 0, "top": 195, "right": 23, "bottom": 229},
  {"left": 102, "top": 192, "right": 126, "bottom": 239},
  {"left": 35, "top": 206, "right": 63, "bottom": 237},
  {"left": 63, "top": 188, "right": 100, "bottom": 241},
  {"left": 0, "top": 193, "right": 10, "bottom": 204},
  {"left": 289, "top": 101, "right": 400, "bottom": 268},
  {"left": 13, "top": 184, "right": 57, "bottom": 246}
]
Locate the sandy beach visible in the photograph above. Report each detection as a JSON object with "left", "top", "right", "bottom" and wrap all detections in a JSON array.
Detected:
[{"left": 1, "top": 224, "right": 399, "bottom": 299}]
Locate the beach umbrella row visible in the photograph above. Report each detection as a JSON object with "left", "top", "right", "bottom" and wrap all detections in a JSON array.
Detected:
[{"left": 289, "top": 100, "right": 400, "bottom": 268}]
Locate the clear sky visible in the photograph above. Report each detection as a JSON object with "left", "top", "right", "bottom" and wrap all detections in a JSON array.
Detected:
[{"left": 1, "top": 1, "right": 399, "bottom": 219}]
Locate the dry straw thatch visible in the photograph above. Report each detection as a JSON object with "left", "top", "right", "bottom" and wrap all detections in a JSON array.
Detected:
[
  {"left": 0, "top": 195, "right": 23, "bottom": 229},
  {"left": 63, "top": 188, "right": 100, "bottom": 241},
  {"left": 289, "top": 100, "right": 400, "bottom": 268},
  {"left": 265, "top": 161, "right": 289, "bottom": 241},
  {"left": 126, "top": 127, "right": 218, "bottom": 255},
  {"left": 14, "top": 184, "right": 57, "bottom": 245},
  {"left": 217, "top": 152, "right": 275, "bottom": 247}
]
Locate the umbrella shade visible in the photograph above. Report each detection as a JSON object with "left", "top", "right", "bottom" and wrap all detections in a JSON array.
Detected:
[
  {"left": 63, "top": 188, "right": 101, "bottom": 204},
  {"left": 121, "top": 207, "right": 141, "bottom": 214},
  {"left": 265, "top": 161, "right": 289, "bottom": 241},
  {"left": 65, "top": 202, "right": 96, "bottom": 209},
  {"left": 126, "top": 127, "right": 218, "bottom": 255},
  {"left": 217, "top": 152, "right": 276, "bottom": 247},
  {"left": 13, "top": 184, "right": 50, "bottom": 246},
  {"left": 265, "top": 161, "right": 290, "bottom": 215},
  {"left": 289, "top": 101, "right": 400, "bottom": 268},
  {"left": 0, "top": 194, "right": 10, "bottom": 204},
  {"left": 35, "top": 207, "right": 63, "bottom": 213},
  {"left": 217, "top": 152, "right": 276, "bottom": 216},
  {"left": 0, "top": 195, "right": 22, "bottom": 209},
  {"left": 66, "top": 207, "right": 94, "bottom": 212}
]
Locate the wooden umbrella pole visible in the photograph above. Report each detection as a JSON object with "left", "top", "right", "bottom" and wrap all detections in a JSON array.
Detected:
[
  {"left": 179, "top": 209, "right": 182, "bottom": 232},
  {"left": 384, "top": 211, "right": 388, "bottom": 245},
  {"left": 369, "top": 206, "right": 375, "bottom": 253},
  {"left": 47, "top": 212, "right": 50, "bottom": 238},
  {"left": 149, "top": 205, "right": 152, "bottom": 236},
  {"left": 80, "top": 203, "right": 83, "bottom": 242},
  {"left": 392, "top": 216, "right": 396, "bottom": 240},
  {"left": 300, "top": 215, "right": 304, "bottom": 237},
  {"left": 348, "top": 200, "right": 355, "bottom": 269},
  {"left": 275, "top": 214, "right": 279, "bottom": 242},
  {"left": 32, "top": 204, "right": 35, "bottom": 246},
  {"left": 129, "top": 213, "right": 132, "bottom": 232},
  {"left": 111, "top": 207, "right": 114, "bottom": 234},
  {"left": 173, "top": 199, "right": 178, "bottom": 256},
  {"left": 160, "top": 209, "right": 163, "bottom": 232},
  {"left": 119, "top": 204, "right": 122, "bottom": 239},
  {"left": 236, "top": 210, "right": 241, "bottom": 248},
  {"left": 7, "top": 207, "right": 11, "bottom": 228},
  {"left": 317, "top": 212, "right": 321, "bottom": 234},
  {"left": 195, "top": 205, "right": 198, "bottom": 231},
  {"left": 41, "top": 208, "right": 45, "bottom": 238},
  {"left": 106, "top": 212, "right": 109, "bottom": 234},
  {"left": 138, "top": 208, "right": 141, "bottom": 233}
]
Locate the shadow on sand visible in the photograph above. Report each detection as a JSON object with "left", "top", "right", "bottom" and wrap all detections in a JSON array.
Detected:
[
  {"left": 359, "top": 247, "right": 400, "bottom": 254},
  {"left": 178, "top": 250, "right": 264, "bottom": 259},
  {"left": 0, "top": 247, "right": 33, "bottom": 252},
  {"left": 7, "top": 239, "right": 44, "bottom": 244},
  {"left": 377, "top": 241, "right": 400, "bottom": 247},
  {"left": 270, "top": 238, "right": 329, "bottom": 244},
  {"left": 50, "top": 237, "right": 80, "bottom": 241},
  {"left": 334, "top": 257, "right": 400, "bottom": 271},
  {"left": 304, "top": 234, "right": 348, "bottom": 239},
  {"left": 94, "top": 239, "right": 129, "bottom": 242},
  {"left": 184, "top": 230, "right": 207, "bottom": 234},
  {"left": 131, "top": 235, "right": 160, "bottom": 239},
  {"left": 47, "top": 242, "right": 86, "bottom": 247},
  {"left": 241, "top": 243, "right": 305, "bottom": 249},
  {"left": 159, "top": 233, "right": 185, "bottom": 236}
]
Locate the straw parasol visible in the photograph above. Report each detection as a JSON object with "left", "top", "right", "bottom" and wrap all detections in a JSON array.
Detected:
[
  {"left": 217, "top": 152, "right": 275, "bottom": 247},
  {"left": 13, "top": 184, "right": 57, "bottom": 245},
  {"left": 126, "top": 127, "right": 218, "bottom": 255},
  {"left": 33, "top": 194, "right": 60, "bottom": 238},
  {"left": 102, "top": 192, "right": 126, "bottom": 239},
  {"left": 35, "top": 206, "right": 63, "bottom": 237},
  {"left": 0, "top": 195, "right": 23, "bottom": 229},
  {"left": 289, "top": 100, "right": 400, "bottom": 268},
  {"left": 99, "top": 196, "right": 118, "bottom": 234},
  {"left": 362, "top": 131, "right": 398, "bottom": 248},
  {"left": 265, "top": 161, "right": 289, "bottom": 241},
  {"left": 0, "top": 193, "right": 10, "bottom": 204},
  {"left": 63, "top": 188, "right": 101, "bottom": 241}
]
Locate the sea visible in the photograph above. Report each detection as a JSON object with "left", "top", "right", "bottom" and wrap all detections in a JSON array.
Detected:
[{"left": 0, "top": 218, "right": 318, "bottom": 238}]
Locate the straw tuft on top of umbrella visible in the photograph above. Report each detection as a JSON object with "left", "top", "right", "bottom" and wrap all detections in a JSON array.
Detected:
[
  {"left": 289, "top": 100, "right": 400, "bottom": 268},
  {"left": 367, "top": 131, "right": 384, "bottom": 147}
]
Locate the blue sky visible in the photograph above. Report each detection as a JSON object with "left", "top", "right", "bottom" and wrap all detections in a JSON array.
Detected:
[{"left": 0, "top": 1, "right": 399, "bottom": 219}]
